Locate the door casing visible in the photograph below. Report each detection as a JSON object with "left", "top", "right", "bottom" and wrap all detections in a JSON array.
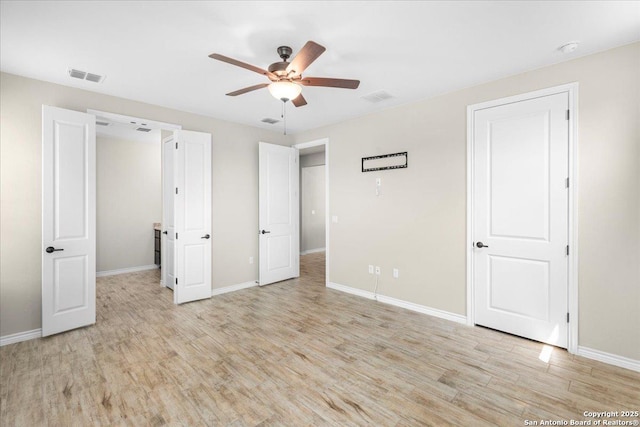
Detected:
[{"left": 466, "top": 83, "right": 579, "bottom": 353}]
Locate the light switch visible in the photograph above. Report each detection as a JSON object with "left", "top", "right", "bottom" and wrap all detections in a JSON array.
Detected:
[
  {"left": 332, "top": 215, "right": 338, "bottom": 223},
  {"left": 311, "top": 210, "right": 315, "bottom": 215}
]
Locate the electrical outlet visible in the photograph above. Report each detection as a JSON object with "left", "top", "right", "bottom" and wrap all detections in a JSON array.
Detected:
[
  {"left": 249, "top": 256, "right": 254, "bottom": 264},
  {"left": 393, "top": 268, "right": 399, "bottom": 278},
  {"left": 375, "top": 266, "right": 381, "bottom": 276},
  {"left": 368, "top": 265, "right": 374, "bottom": 274}
]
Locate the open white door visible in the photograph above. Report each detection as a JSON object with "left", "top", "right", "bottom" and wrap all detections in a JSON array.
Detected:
[
  {"left": 174, "top": 130, "right": 212, "bottom": 304},
  {"left": 472, "top": 92, "right": 569, "bottom": 348},
  {"left": 259, "top": 142, "right": 299, "bottom": 286},
  {"left": 162, "top": 134, "right": 176, "bottom": 289},
  {"left": 42, "top": 106, "right": 96, "bottom": 337}
]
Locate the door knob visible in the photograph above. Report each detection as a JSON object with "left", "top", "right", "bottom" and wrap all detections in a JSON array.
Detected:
[
  {"left": 45, "top": 246, "right": 64, "bottom": 253},
  {"left": 201, "top": 234, "right": 210, "bottom": 239},
  {"left": 475, "top": 241, "right": 489, "bottom": 248},
  {"left": 162, "top": 231, "right": 168, "bottom": 235},
  {"left": 260, "top": 230, "right": 271, "bottom": 234}
]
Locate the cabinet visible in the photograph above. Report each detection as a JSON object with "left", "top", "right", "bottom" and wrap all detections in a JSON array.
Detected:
[{"left": 154, "top": 229, "right": 161, "bottom": 267}]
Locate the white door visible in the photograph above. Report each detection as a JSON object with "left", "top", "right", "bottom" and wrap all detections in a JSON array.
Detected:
[
  {"left": 42, "top": 106, "right": 96, "bottom": 337},
  {"left": 174, "top": 130, "right": 212, "bottom": 304},
  {"left": 472, "top": 92, "right": 569, "bottom": 348},
  {"left": 259, "top": 142, "right": 299, "bottom": 286},
  {"left": 162, "top": 135, "right": 175, "bottom": 290}
]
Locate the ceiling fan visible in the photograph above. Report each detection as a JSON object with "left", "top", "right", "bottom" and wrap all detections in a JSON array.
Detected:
[{"left": 209, "top": 41, "right": 360, "bottom": 107}]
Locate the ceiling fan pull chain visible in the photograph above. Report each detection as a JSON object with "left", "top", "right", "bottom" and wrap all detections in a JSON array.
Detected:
[{"left": 282, "top": 101, "right": 287, "bottom": 135}]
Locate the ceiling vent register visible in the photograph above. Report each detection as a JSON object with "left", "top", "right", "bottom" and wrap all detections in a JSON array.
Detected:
[
  {"left": 68, "top": 68, "right": 106, "bottom": 83},
  {"left": 361, "top": 90, "right": 394, "bottom": 104}
]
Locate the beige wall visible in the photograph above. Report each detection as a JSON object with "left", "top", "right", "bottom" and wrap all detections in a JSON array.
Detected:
[
  {"left": 0, "top": 72, "right": 287, "bottom": 336},
  {"left": 294, "top": 43, "right": 640, "bottom": 360},
  {"left": 301, "top": 165, "right": 326, "bottom": 253},
  {"left": 96, "top": 135, "right": 161, "bottom": 272}
]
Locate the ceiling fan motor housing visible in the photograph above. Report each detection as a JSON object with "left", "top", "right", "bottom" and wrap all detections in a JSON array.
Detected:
[
  {"left": 268, "top": 61, "right": 291, "bottom": 78},
  {"left": 269, "top": 46, "right": 294, "bottom": 78}
]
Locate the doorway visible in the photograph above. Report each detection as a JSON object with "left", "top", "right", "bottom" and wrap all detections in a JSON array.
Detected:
[
  {"left": 466, "top": 84, "right": 578, "bottom": 352},
  {"left": 294, "top": 138, "right": 329, "bottom": 286}
]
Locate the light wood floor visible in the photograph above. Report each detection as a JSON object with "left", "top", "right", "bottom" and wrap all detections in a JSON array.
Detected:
[{"left": 1, "top": 252, "right": 638, "bottom": 426}]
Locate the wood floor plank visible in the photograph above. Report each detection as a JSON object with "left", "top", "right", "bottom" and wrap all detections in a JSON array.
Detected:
[{"left": 1, "top": 252, "right": 638, "bottom": 426}]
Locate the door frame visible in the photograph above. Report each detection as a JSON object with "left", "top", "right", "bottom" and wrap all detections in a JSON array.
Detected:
[
  {"left": 466, "top": 83, "right": 579, "bottom": 354},
  {"left": 293, "top": 138, "right": 330, "bottom": 287}
]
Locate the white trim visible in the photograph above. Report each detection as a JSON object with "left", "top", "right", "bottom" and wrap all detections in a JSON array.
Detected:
[
  {"left": 466, "top": 83, "right": 579, "bottom": 353},
  {"left": 210, "top": 281, "right": 258, "bottom": 297},
  {"left": 96, "top": 264, "right": 158, "bottom": 277},
  {"left": 328, "top": 282, "right": 467, "bottom": 325},
  {"left": 86, "top": 109, "right": 182, "bottom": 131},
  {"left": 293, "top": 138, "right": 330, "bottom": 287},
  {"left": 293, "top": 138, "right": 328, "bottom": 150},
  {"left": 300, "top": 247, "right": 326, "bottom": 255},
  {"left": 377, "top": 295, "right": 467, "bottom": 324},
  {"left": 0, "top": 329, "right": 42, "bottom": 347},
  {"left": 577, "top": 346, "right": 640, "bottom": 373},
  {"left": 328, "top": 282, "right": 376, "bottom": 300}
]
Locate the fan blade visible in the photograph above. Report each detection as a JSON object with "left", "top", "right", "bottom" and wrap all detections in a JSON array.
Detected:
[
  {"left": 286, "top": 41, "right": 326, "bottom": 76},
  {"left": 299, "top": 77, "right": 360, "bottom": 89},
  {"left": 292, "top": 94, "right": 307, "bottom": 107},
  {"left": 226, "top": 83, "right": 269, "bottom": 96},
  {"left": 209, "top": 53, "right": 277, "bottom": 80}
]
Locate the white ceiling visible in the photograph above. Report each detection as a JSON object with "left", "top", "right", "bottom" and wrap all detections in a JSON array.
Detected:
[{"left": 1, "top": 1, "right": 639, "bottom": 134}]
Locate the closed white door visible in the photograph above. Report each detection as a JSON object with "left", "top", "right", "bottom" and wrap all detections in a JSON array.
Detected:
[
  {"left": 473, "top": 92, "right": 569, "bottom": 348},
  {"left": 174, "top": 130, "right": 212, "bottom": 304},
  {"left": 42, "top": 106, "right": 96, "bottom": 337},
  {"left": 162, "top": 135, "right": 175, "bottom": 290},
  {"left": 259, "top": 142, "right": 299, "bottom": 286}
]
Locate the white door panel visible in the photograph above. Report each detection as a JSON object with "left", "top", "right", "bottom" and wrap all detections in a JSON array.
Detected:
[
  {"left": 162, "top": 135, "right": 175, "bottom": 289},
  {"left": 174, "top": 130, "right": 211, "bottom": 304},
  {"left": 42, "top": 105, "right": 96, "bottom": 337},
  {"left": 473, "top": 93, "right": 569, "bottom": 348},
  {"left": 259, "top": 142, "right": 299, "bottom": 286}
]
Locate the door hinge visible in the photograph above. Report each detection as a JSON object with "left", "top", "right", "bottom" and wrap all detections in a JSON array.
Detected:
[
  {"left": 566, "top": 110, "right": 570, "bottom": 120},
  {"left": 566, "top": 245, "right": 569, "bottom": 255},
  {"left": 175, "top": 142, "right": 178, "bottom": 149},
  {"left": 176, "top": 232, "right": 178, "bottom": 240},
  {"left": 566, "top": 177, "right": 569, "bottom": 188},
  {"left": 175, "top": 187, "right": 178, "bottom": 195},
  {"left": 567, "top": 312, "right": 570, "bottom": 323}
]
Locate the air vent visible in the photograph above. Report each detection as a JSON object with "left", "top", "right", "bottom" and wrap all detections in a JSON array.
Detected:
[
  {"left": 136, "top": 127, "right": 152, "bottom": 132},
  {"left": 361, "top": 90, "right": 394, "bottom": 104},
  {"left": 96, "top": 121, "right": 110, "bottom": 126},
  {"left": 68, "top": 68, "right": 105, "bottom": 83},
  {"left": 261, "top": 118, "right": 280, "bottom": 124}
]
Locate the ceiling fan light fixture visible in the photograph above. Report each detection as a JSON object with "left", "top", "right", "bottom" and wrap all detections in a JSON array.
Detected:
[{"left": 268, "top": 81, "right": 302, "bottom": 102}]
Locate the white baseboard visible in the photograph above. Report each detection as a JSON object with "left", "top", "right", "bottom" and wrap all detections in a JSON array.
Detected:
[
  {"left": 328, "top": 282, "right": 377, "bottom": 300},
  {"left": 577, "top": 346, "right": 640, "bottom": 372},
  {"left": 0, "top": 328, "right": 42, "bottom": 347},
  {"left": 327, "top": 282, "right": 467, "bottom": 325},
  {"left": 300, "top": 247, "right": 326, "bottom": 255},
  {"left": 211, "top": 281, "right": 258, "bottom": 297},
  {"left": 97, "top": 264, "right": 158, "bottom": 277}
]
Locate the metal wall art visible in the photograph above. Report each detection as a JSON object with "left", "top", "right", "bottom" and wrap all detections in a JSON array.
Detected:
[{"left": 361, "top": 151, "right": 408, "bottom": 172}]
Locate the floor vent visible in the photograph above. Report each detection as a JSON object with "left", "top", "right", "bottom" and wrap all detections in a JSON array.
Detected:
[
  {"left": 261, "top": 118, "right": 280, "bottom": 124},
  {"left": 68, "top": 68, "right": 105, "bottom": 83},
  {"left": 361, "top": 90, "right": 394, "bottom": 104}
]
